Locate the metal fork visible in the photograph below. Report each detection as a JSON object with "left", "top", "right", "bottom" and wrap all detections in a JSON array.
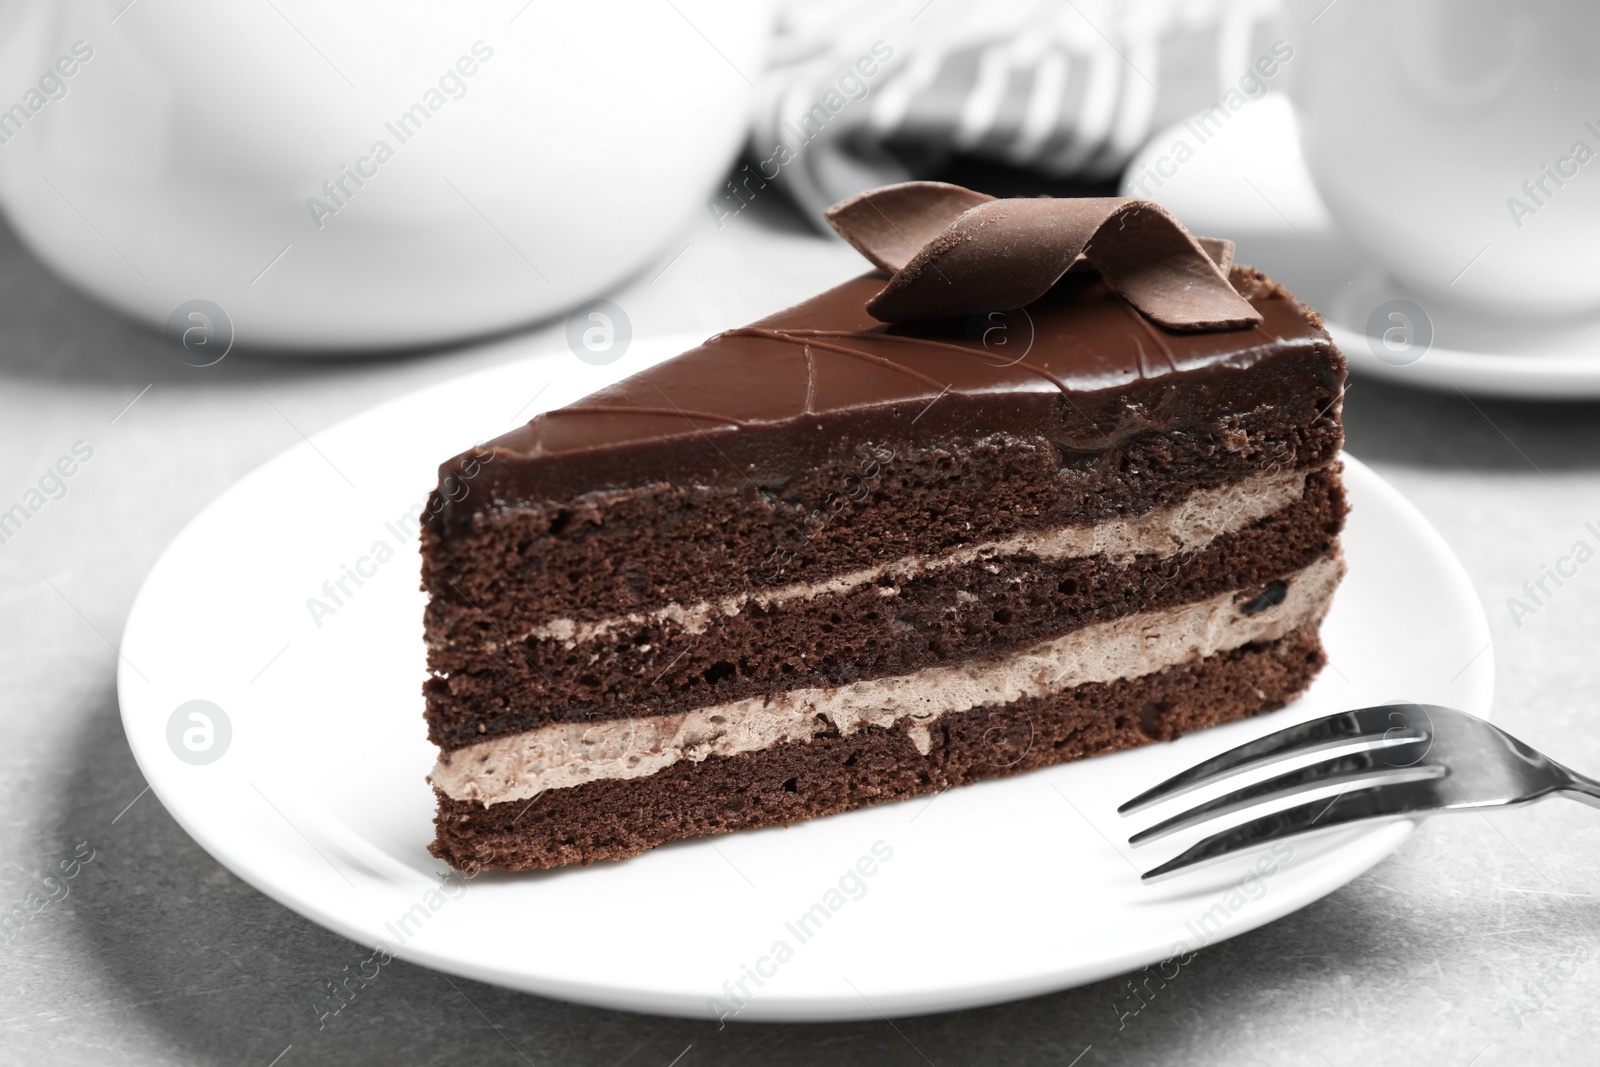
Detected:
[{"left": 1119, "top": 703, "right": 1600, "bottom": 881}]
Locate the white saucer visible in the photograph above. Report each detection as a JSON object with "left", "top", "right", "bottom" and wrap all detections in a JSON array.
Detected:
[
  {"left": 118, "top": 336, "right": 1493, "bottom": 1021},
  {"left": 1121, "top": 96, "right": 1600, "bottom": 399},
  {"left": 1321, "top": 271, "right": 1600, "bottom": 398}
]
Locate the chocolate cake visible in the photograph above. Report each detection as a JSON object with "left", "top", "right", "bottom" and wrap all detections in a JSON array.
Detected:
[{"left": 422, "top": 182, "right": 1347, "bottom": 871}]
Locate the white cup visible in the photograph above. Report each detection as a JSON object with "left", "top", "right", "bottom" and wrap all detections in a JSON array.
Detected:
[
  {"left": 1285, "top": 0, "right": 1600, "bottom": 319},
  {"left": 0, "top": 1, "right": 770, "bottom": 351}
]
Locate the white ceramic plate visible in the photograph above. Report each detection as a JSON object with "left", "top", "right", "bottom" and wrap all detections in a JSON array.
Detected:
[
  {"left": 1120, "top": 96, "right": 1600, "bottom": 399},
  {"left": 119, "top": 335, "right": 1493, "bottom": 1021}
]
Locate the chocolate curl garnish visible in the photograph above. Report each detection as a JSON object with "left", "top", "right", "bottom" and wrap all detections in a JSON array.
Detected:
[
  {"left": 826, "top": 181, "right": 996, "bottom": 273},
  {"left": 824, "top": 182, "right": 1260, "bottom": 331},
  {"left": 1195, "top": 236, "right": 1236, "bottom": 275}
]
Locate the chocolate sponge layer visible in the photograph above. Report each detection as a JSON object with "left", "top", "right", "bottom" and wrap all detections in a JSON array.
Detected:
[
  {"left": 431, "top": 623, "right": 1327, "bottom": 871},
  {"left": 422, "top": 402, "right": 1342, "bottom": 650},
  {"left": 425, "top": 467, "right": 1344, "bottom": 747}
]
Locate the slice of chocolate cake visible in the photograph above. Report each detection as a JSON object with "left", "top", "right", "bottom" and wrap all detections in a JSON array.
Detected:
[{"left": 422, "top": 183, "right": 1347, "bottom": 871}]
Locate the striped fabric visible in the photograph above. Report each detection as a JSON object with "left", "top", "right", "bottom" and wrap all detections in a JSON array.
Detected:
[{"left": 748, "top": 0, "right": 1285, "bottom": 224}]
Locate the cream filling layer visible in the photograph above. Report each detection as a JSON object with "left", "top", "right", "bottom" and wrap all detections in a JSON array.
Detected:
[
  {"left": 431, "top": 551, "right": 1343, "bottom": 806},
  {"left": 490, "top": 465, "right": 1313, "bottom": 651}
]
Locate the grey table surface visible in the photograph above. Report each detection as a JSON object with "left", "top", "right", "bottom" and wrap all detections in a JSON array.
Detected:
[{"left": 3, "top": 185, "right": 1600, "bottom": 1067}]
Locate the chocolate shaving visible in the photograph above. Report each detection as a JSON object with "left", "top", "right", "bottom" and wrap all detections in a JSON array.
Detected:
[
  {"left": 824, "top": 182, "right": 1260, "bottom": 331},
  {"left": 1195, "top": 236, "right": 1236, "bottom": 275},
  {"left": 825, "top": 181, "right": 994, "bottom": 273}
]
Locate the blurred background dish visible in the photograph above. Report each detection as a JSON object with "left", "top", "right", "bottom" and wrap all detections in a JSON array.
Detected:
[
  {"left": 1284, "top": 0, "right": 1600, "bottom": 320},
  {"left": 0, "top": 0, "right": 772, "bottom": 351}
]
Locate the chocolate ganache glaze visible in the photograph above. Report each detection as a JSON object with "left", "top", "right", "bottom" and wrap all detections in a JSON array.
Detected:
[{"left": 431, "top": 183, "right": 1338, "bottom": 531}]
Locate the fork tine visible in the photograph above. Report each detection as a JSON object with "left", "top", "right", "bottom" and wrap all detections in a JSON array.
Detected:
[
  {"left": 1117, "top": 704, "right": 1431, "bottom": 816},
  {"left": 1139, "top": 777, "right": 1444, "bottom": 881},
  {"left": 1128, "top": 754, "right": 1446, "bottom": 846}
]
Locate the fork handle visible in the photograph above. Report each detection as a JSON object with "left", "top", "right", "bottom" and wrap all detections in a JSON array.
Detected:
[{"left": 1556, "top": 766, "right": 1600, "bottom": 810}]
